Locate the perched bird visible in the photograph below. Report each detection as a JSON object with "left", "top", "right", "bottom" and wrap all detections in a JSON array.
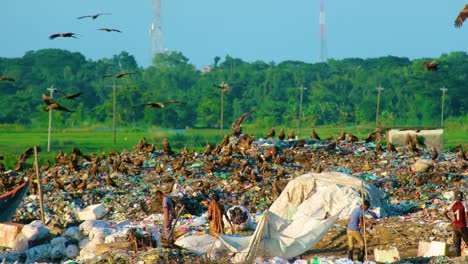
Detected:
[
  {"left": 137, "top": 100, "right": 186, "bottom": 109},
  {"left": 278, "top": 128, "right": 285, "bottom": 141},
  {"left": 104, "top": 174, "right": 119, "bottom": 187},
  {"left": 0, "top": 76, "right": 15, "bottom": 82},
  {"left": 213, "top": 82, "right": 230, "bottom": 92},
  {"left": 455, "top": 4, "right": 468, "bottom": 28},
  {"left": 98, "top": 28, "right": 122, "bottom": 33},
  {"left": 42, "top": 94, "right": 74, "bottom": 112},
  {"left": 49, "top": 32, "right": 78, "bottom": 39},
  {"left": 386, "top": 142, "right": 396, "bottom": 152},
  {"left": 231, "top": 111, "right": 253, "bottom": 137},
  {"left": 265, "top": 128, "right": 275, "bottom": 139},
  {"left": 288, "top": 130, "right": 295, "bottom": 140},
  {"left": 310, "top": 129, "right": 321, "bottom": 140},
  {"left": 431, "top": 147, "right": 438, "bottom": 161},
  {"left": 162, "top": 138, "right": 173, "bottom": 155},
  {"left": 103, "top": 72, "right": 135, "bottom": 79},
  {"left": 78, "top": 13, "right": 110, "bottom": 20},
  {"left": 345, "top": 133, "right": 359, "bottom": 143},
  {"left": 40, "top": 160, "right": 50, "bottom": 171},
  {"left": 424, "top": 61, "right": 439, "bottom": 71}
]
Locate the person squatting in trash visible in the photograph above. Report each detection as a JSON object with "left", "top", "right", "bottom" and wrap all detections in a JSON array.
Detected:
[
  {"left": 207, "top": 193, "right": 232, "bottom": 237},
  {"left": 156, "top": 190, "right": 175, "bottom": 242},
  {"left": 346, "top": 200, "right": 370, "bottom": 262},
  {"left": 443, "top": 190, "right": 468, "bottom": 257}
]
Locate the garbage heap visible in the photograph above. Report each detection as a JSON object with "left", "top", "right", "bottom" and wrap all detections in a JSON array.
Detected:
[{"left": 0, "top": 133, "right": 466, "bottom": 263}]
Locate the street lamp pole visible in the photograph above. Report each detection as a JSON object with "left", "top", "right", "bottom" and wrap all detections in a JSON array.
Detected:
[
  {"left": 46, "top": 85, "right": 54, "bottom": 152},
  {"left": 298, "top": 85, "right": 307, "bottom": 137},
  {"left": 220, "top": 89, "right": 224, "bottom": 135},
  {"left": 440, "top": 87, "right": 448, "bottom": 127},
  {"left": 375, "top": 85, "right": 384, "bottom": 129},
  {"left": 112, "top": 81, "right": 116, "bottom": 144}
]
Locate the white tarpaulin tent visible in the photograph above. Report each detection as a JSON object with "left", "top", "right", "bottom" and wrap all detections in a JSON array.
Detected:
[
  {"left": 176, "top": 172, "right": 389, "bottom": 262},
  {"left": 269, "top": 171, "right": 391, "bottom": 220}
]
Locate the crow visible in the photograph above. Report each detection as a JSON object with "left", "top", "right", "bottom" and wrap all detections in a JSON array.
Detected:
[
  {"left": 49, "top": 32, "right": 78, "bottom": 39},
  {"left": 98, "top": 28, "right": 122, "bottom": 33},
  {"left": 78, "top": 13, "right": 111, "bottom": 20},
  {"left": 455, "top": 4, "right": 468, "bottom": 28}
]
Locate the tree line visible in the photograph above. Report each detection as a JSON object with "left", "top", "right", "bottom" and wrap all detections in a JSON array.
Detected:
[{"left": 0, "top": 48, "right": 467, "bottom": 130}]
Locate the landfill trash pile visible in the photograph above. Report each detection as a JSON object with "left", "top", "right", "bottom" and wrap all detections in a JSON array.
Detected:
[{"left": 0, "top": 131, "right": 467, "bottom": 263}]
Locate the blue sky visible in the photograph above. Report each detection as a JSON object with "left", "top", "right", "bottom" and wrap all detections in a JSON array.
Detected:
[{"left": 1, "top": 1, "right": 467, "bottom": 68}]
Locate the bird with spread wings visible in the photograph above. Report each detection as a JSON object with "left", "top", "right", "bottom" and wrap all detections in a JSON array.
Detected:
[
  {"left": 0, "top": 76, "right": 15, "bottom": 82},
  {"left": 136, "top": 100, "right": 186, "bottom": 109},
  {"left": 213, "top": 82, "right": 231, "bottom": 92},
  {"left": 49, "top": 32, "right": 79, "bottom": 39},
  {"left": 103, "top": 72, "right": 135, "bottom": 79},
  {"left": 455, "top": 4, "right": 468, "bottom": 28},
  {"left": 54, "top": 90, "right": 82, "bottom": 100},
  {"left": 231, "top": 111, "right": 253, "bottom": 137},
  {"left": 42, "top": 94, "right": 74, "bottom": 113},
  {"left": 98, "top": 28, "right": 122, "bottom": 33},
  {"left": 78, "top": 13, "right": 111, "bottom": 20}
]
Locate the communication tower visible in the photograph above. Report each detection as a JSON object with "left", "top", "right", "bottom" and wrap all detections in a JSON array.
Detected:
[
  {"left": 319, "top": 0, "right": 327, "bottom": 62},
  {"left": 150, "top": 0, "right": 164, "bottom": 61}
]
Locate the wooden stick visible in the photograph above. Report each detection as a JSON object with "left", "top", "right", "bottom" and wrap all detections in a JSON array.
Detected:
[
  {"left": 34, "top": 146, "right": 45, "bottom": 223},
  {"left": 361, "top": 179, "right": 368, "bottom": 261}
]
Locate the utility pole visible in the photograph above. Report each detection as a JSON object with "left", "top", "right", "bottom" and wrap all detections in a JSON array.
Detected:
[
  {"left": 220, "top": 89, "right": 225, "bottom": 135},
  {"left": 46, "top": 85, "right": 54, "bottom": 152},
  {"left": 440, "top": 87, "right": 448, "bottom": 127},
  {"left": 112, "top": 81, "right": 117, "bottom": 144},
  {"left": 375, "top": 85, "right": 384, "bottom": 129},
  {"left": 298, "top": 85, "right": 307, "bottom": 137}
]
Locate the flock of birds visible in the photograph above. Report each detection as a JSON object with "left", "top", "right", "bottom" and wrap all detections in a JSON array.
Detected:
[{"left": 48, "top": 13, "right": 121, "bottom": 40}]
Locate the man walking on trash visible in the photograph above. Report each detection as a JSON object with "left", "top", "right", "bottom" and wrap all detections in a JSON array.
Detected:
[
  {"left": 207, "top": 193, "right": 233, "bottom": 237},
  {"left": 443, "top": 190, "right": 468, "bottom": 257},
  {"left": 156, "top": 190, "right": 175, "bottom": 242},
  {"left": 346, "top": 200, "right": 370, "bottom": 262}
]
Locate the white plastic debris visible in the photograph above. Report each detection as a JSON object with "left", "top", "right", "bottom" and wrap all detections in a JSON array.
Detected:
[
  {"left": 21, "top": 220, "right": 50, "bottom": 241},
  {"left": 64, "top": 226, "right": 82, "bottom": 240},
  {"left": 76, "top": 203, "right": 107, "bottom": 220},
  {"left": 65, "top": 244, "right": 80, "bottom": 259}
]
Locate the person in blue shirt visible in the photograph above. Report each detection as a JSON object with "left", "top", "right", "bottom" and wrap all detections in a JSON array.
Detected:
[{"left": 347, "top": 200, "right": 370, "bottom": 262}]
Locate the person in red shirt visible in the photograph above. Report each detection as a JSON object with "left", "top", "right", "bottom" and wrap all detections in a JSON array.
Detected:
[{"left": 443, "top": 191, "right": 468, "bottom": 256}]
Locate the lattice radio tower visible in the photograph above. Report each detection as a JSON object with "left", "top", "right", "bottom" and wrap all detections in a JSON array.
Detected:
[
  {"left": 150, "top": 0, "right": 164, "bottom": 62},
  {"left": 319, "top": 0, "right": 327, "bottom": 62}
]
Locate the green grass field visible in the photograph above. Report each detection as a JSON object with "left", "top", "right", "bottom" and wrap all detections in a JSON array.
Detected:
[{"left": 0, "top": 125, "right": 466, "bottom": 170}]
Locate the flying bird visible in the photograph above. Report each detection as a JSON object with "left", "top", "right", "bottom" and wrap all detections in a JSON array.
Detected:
[
  {"left": 455, "top": 4, "right": 468, "bottom": 28},
  {"left": 78, "top": 13, "right": 111, "bottom": 20},
  {"left": 424, "top": 61, "right": 439, "bottom": 71},
  {"left": 42, "top": 94, "right": 74, "bottom": 112},
  {"left": 214, "top": 82, "right": 231, "bottom": 92},
  {"left": 49, "top": 32, "right": 78, "bottom": 39},
  {"left": 0, "top": 76, "right": 15, "bottom": 82},
  {"left": 54, "top": 90, "right": 82, "bottom": 100},
  {"left": 103, "top": 72, "right": 135, "bottom": 79},
  {"left": 98, "top": 28, "right": 122, "bottom": 33},
  {"left": 137, "top": 100, "right": 186, "bottom": 109}
]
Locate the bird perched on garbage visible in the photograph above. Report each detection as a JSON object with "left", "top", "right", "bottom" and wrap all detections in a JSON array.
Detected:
[
  {"left": 231, "top": 111, "right": 253, "bottom": 137},
  {"left": 431, "top": 147, "right": 438, "bottom": 161},
  {"left": 136, "top": 100, "right": 186, "bottom": 109},
  {"left": 455, "top": 4, "right": 468, "bottom": 28},
  {"left": 375, "top": 142, "right": 383, "bottom": 153},
  {"left": 98, "top": 28, "right": 122, "bottom": 33},
  {"left": 450, "top": 144, "right": 462, "bottom": 153},
  {"left": 0, "top": 76, "right": 15, "bottom": 82},
  {"left": 78, "top": 13, "right": 111, "bottom": 20},
  {"left": 336, "top": 131, "right": 346, "bottom": 141},
  {"left": 345, "top": 133, "right": 359, "bottom": 143},
  {"left": 104, "top": 173, "right": 119, "bottom": 188},
  {"left": 310, "top": 129, "right": 321, "bottom": 140},
  {"left": 424, "top": 61, "right": 439, "bottom": 71},
  {"left": 42, "top": 94, "right": 74, "bottom": 112},
  {"left": 386, "top": 142, "right": 396, "bottom": 152},
  {"left": 162, "top": 138, "right": 173, "bottom": 155},
  {"left": 288, "top": 130, "right": 295, "bottom": 140},
  {"left": 278, "top": 128, "right": 285, "bottom": 141},
  {"left": 265, "top": 128, "right": 275, "bottom": 139},
  {"left": 40, "top": 160, "right": 50, "bottom": 171},
  {"left": 103, "top": 72, "right": 135, "bottom": 79},
  {"left": 49, "top": 32, "right": 78, "bottom": 39}
]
